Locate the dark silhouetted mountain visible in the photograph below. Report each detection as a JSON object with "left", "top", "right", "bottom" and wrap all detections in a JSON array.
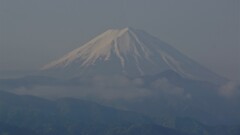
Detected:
[
  {"left": 0, "top": 91, "right": 189, "bottom": 135},
  {"left": 0, "top": 122, "right": 38, "bottom": 135}
]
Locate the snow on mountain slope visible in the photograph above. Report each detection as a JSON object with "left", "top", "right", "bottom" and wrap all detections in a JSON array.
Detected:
[{"left": 42, "top": 27, "right": 224, "bottom": 83}]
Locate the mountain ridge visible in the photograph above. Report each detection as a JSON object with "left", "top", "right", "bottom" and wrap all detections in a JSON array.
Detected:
[{"left": 42, "top": 27, "right": 224, "bottom": 83}]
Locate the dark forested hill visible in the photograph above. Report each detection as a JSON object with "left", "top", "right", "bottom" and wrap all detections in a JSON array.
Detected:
[
  {"left": 0, "top": 90, "right": 188, "bottom": 135},
  {"left": 0, "top": 90, "right": 239, "bottom": 135}
]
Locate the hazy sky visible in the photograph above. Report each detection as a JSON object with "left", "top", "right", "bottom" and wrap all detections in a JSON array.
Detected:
[{"left": 0, "top": 0, "right": 239, "bottom": 82}]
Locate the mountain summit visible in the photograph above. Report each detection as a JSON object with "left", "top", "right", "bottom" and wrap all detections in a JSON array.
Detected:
[{"left": 42, "top": 27, "right": 222, "bottom": 83}]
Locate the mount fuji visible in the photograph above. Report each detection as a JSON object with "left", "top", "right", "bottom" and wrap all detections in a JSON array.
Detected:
[
  {"left": 42, "top": 27, "right": 223, "bottom": 83},
  {"left": 2, "top": 27, "right": 239, "bottom": 126}
]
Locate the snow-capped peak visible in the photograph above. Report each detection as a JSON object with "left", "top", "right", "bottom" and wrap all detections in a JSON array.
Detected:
[
  {"left": 42, "top": 27, "right": 223, "bottom": 83},
  {"left": 42, "top": 27, "right": 153, "bottom": 70}
]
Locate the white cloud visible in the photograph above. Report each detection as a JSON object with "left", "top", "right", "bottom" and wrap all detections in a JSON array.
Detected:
[
  {"left": 219, "top": 81, "right": 239, "bottom": 98},
  {"left": 150, "top": 78, "right": 191, "bottom": 99}
]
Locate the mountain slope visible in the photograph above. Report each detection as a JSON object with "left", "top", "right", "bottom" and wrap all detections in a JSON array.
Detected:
[
  {"left": 1, "top": 91, "right": 239, "bottom": 135},
  {"left": 42, "top": 27, "right": 223, "bottom": 83},
  {"left": 0, "top": 90, "right": 189, "bottom": 135}
]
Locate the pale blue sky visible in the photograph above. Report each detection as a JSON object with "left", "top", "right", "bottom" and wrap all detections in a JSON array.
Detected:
[{"left": 0, "top": 0, "right": 239, "bottom": 82}]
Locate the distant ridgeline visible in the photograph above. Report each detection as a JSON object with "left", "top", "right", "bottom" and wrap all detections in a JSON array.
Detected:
[{"left": 0, "top": 91, "right": 239, "bottom": 135}]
